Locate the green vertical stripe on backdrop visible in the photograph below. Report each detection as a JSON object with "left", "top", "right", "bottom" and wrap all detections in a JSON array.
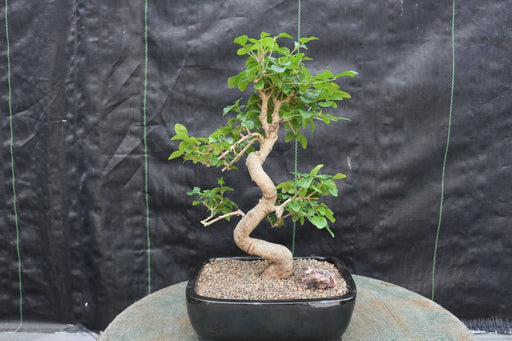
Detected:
[
  {"left": 4, "top": 0, "right": 23, "bottom": 331},
  {"left": 143, "top": 0, "right": 151, "bottom": 295},
  {"left": 432, "top": 0, "right": 456, "bottom": 301}
]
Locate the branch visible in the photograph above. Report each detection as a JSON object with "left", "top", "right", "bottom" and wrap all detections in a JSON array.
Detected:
[
  {"left": 217, "top": 132, "right": 262, "bottom": 162},
  {"left": 222, "top": 137, "right": 259, "bottom": 172},
  {"left": 283, "top": 119, "right": 297, "bottom": 135},
  {"left": 201, "top": 209, "right": 245, "bottom": 227},
  {"left": 258, "top": 90, "right": 272, "bottom": 133},
  {"left": 272, "top": 190, "right": 319, "bottom": 227},
  {"left": 271, "top": 97, "right": 283, "bottom": 125},
  {"left": 275, "top": 194, "right": 298, "bottom": 218},
  {"left": 273, "top": 193, "right": 298, "bottom": 227}
]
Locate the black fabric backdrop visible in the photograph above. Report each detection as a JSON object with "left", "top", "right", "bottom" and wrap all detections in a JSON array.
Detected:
[{"left": 1, "top": 0, "right": 511, "bottom": 332}]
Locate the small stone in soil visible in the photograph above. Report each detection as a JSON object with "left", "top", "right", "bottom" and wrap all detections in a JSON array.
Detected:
[{"left": 298, "top": 266, "right": 337, "bottom": 289}]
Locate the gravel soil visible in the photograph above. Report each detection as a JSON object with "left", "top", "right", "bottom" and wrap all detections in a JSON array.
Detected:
[{"left": 195, "top": 258, "right": 348, "bottom": 300}]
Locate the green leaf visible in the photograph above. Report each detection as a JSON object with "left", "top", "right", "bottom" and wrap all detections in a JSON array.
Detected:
[
  {"left": 228, "top": 75, "right": 239, "bottom": 88},
  {"left": 298, "top": 176, "right": 313, "bottom": 189},
  {"left": 319, "top": 101, "right": 334, "bottom": 107},
  {"left": 309, "top": 215, "right": 328, "bottom": 229},
  {"left": 168, "top": 150, "right": 183, "bottom": 160},
  {"left": 277, "top": 32, "right": 293, "bottom": 39},
  {"left": 210, "top": 154, "right": 219, "bottom": 166},
  {"left": 310, "top": 164, "right": 324, "bottom": 176},
  {"left": 316, "top": 69, "right": 334, "bottom": 80},
  {"left": 174, "top": 123, "right": 188, "bottom": 137},
  {"left": 335, "top": 70, "right": 358, "bottom": 78},
  {"left": 338, "top": 90, "right": 352, "bottom": 99},
  {"left": 233, "top": 35, "right": 248, "bottom": 46},
  {"left": 324, "top": 207, "right": 336, "bottom": 223},
  {"left": 333, "top": 173, "right": 346, "bottom": 180},
  {"left": 237, "top": 79, "right": 249, "bottom": 92},
  {"left": 270, "top": 64, "right": 286, "bottom": 73},
  {"left": 299, "top": 36, "right": 318, "bottom": 44},
  {"left": 242, "top": 120, "right": 255, "bottom": 130},
  {"left": 296, "top": 133, "right": 307, "bottom": 149},
  {"left": 285, "top": 132, "right": 295, "bottom": 143},
  {"left": 287, "top": 200, "right": 301, "bottom": 212},
  {"left": 187, "top": 187, "right": 201, "bottom": 195},
  {"left": 254, "top": 81, "right": 264, "bottom": 90},
  {"left": 326, "top": 180, "right": 338, "bottom": 197},
  {"left": 325, "top": 225, "right": 335, "bottom": 238},
  {"left": 237, "top": 48, "right": 248, "bottom": 56},
  {"left": 298, "top": 109, "right": 313, "bottom": 119}
]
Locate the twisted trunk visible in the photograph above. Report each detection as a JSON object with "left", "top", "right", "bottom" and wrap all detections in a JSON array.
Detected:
[{"left": 232, "top": 92, "right": 294, "bottom": 279}]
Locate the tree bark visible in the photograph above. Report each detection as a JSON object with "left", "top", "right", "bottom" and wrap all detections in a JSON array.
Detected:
[{"left": 232, "top": 92, "right": 294, "bottom": 280}]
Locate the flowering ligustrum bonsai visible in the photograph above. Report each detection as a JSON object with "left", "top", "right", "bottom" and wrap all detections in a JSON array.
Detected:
[{"left": 170, "top": 32, "right": 356, "bottom": 280}]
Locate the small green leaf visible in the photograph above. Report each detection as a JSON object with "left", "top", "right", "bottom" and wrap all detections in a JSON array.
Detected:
[
  {"left": 309, "top": 215, "right": 328, "bottom": 229},
  {"left": 187, "top": 187, "right": 201, "bottom": 195},
  {"left": 168, "top": 150, "right": 183, "bottom": 160},
  {"left": 285, "top": 132, "right": 295, "bottom": 143},
  {"left": 338, "top": 90, "right": 352, "bottom": 99},
  {"left": 324, "top": 208, "right": 335, "bottom": 223},
  {"left": 210, "top": 154, "right": 219, "bottom": 166},
  {"left": 319, "top": 101, "right": 334, "bottom": 107},
  {"left": 335, "top": 70, "right": 358, "bottom": 78},
  {"left": 325, "top": 225, "right": 335, "bottom": 238},
  {"left": 270, "top": 64, "right": 286, "bottom": 73},
  {"left": 298, "top": 176, "right": 313, "bottom": 189},
  {"left": 242, "top": 120, "right": 255, "bottom": 130},
  {"left": 316, "top": 70, "right": 334, "bottom": 80},
  {"left": 287, "top": 200, "right": 301, "bottom": 212},
  {"left": 277, "top": 32, "right": 293, "bottom": 39},
  {"left": 333, "top": 173, "right": 346, "bottom": 180},
  {"left": 233, "top": 35, "right": 248, "bottom": 46},
  {"left": 237, "top": 79, "right": 249, "bottom": 92},
  {"left": 174, "top": 123, "right": 188, "bottom": 137},
  {"left": 327, "top": 181, "right": 338, "bottom": 197},
  {"left": 299, "top": 36, "right": 319, "bottom": 44},
  {"left": 310, "top": 164, "right": 324, "bottom": 176},
  {"left": 222, "top": 136, "right": 234, "bottom": 144},
  {"left": 298, "top": 135, "right": 307, "bottom": 149},
  {"left": 228, "top": 75, "right": 239, "bottom": 88},
  {"left": 237, "top": 48, "right": 248, "bottom": 56},
  {"left": 298, "top": 109, "right": 313, "bottom": 119},
  {"left": 254, "top": 81, "right": 264, "bottom": 90}
]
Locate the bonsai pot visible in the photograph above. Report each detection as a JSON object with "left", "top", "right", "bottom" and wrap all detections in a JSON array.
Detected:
[{"left": 186, "top": 256, "right": 356, "bottom": 341}]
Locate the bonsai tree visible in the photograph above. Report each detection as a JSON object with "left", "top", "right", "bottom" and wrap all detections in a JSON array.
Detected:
[{"left": 170, "top": 32, "right": 356, "bottom": 280}]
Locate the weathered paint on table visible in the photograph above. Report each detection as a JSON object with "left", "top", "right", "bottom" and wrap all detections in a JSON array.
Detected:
[{"left": 101, "top": 275, "right": 475, "bottom": 340}]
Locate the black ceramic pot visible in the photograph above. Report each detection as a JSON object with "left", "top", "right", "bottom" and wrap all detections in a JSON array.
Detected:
[{"left": 186, "top": 256, "right": 356, "bottom": 341}]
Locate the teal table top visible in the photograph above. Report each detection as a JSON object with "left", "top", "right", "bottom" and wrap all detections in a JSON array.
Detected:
[{"left": 101, "top": 275, "right": 475, "bottom": 340}]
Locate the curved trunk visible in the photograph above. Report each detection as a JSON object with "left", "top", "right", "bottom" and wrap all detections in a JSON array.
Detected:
[{"left": 233, "top": 124, "right": 293, "bottom": 279}]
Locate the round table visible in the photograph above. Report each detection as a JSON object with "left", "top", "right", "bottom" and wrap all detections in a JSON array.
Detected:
[{"left": 101, "top": 275, "right": 475, "bottom": 340}]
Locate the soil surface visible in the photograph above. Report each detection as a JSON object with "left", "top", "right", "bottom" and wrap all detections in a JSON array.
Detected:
[{"left": 195, "top": 258, "right": 348, "bottom": 300}]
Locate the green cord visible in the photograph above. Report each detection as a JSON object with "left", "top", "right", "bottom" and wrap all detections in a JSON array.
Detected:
[
  {"left": 297, "top": 0, "right": 301, "bottom": 40},
  {"left": 432, "top": 0, "right": 456, "bottom": 301},
  {"left": 291, "top": 0, "right": 301, "bottom": 256},
  {"left": 143, "top": 0, "right": 151, "bottom": 295},
  {"left": 5, "top": 0, "right": 23, "bottom": 331}
]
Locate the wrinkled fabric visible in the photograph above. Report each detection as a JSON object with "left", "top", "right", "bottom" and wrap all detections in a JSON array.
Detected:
[{"left": 0, "top": 0, "right": 511, "bottom": 331}]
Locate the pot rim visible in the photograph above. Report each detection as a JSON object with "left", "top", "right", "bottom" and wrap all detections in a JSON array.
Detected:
[{"left": 186, "top": 255, "right": 357, "bottom": 305}]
